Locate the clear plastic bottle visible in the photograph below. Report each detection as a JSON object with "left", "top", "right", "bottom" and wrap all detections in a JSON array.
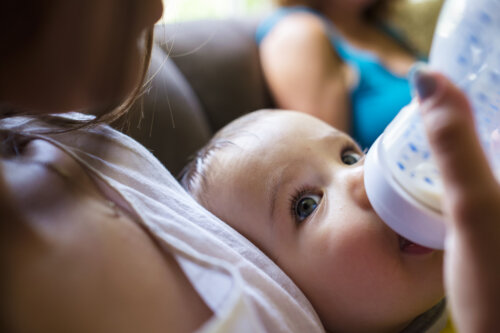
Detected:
[{"left": 364, "top": 0, "right": 500, "bottom": 249}]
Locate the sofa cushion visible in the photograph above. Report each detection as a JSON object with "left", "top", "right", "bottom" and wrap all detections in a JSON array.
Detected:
[
  {"left": 155, "top": 20, "right": 273, "bottom": 132},
  {"left": 124, "top": 45, "right": 212, "bottom": 176},
  {"left": 124, "top": 20, "right": 273, "bottom": 175}
]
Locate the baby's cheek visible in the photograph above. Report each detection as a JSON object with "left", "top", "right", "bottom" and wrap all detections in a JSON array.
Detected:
[
  {"left": 299, "top": 225, "right": 357, "bottom": 282},
  {"left": 317, "top": 225, "right": 394, "bottom": 289}
]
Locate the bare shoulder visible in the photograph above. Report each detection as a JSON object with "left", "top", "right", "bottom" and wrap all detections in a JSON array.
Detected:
[
  {"left": 1, "top": 139, "right": 211, "bottom": 332},
  {"left": 261, "top": 12, "right": 331, "bottom": 53},
  {"left": 259, "top": 11, "right": 341, "bottom": 74}
]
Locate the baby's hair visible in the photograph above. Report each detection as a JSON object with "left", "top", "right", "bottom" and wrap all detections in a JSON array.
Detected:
[
  {"left": 179, "top": 138, "right": 235, "bottom": 203},
  {"left": 180, "top": 110, "right": 271, "bottom": 203}
]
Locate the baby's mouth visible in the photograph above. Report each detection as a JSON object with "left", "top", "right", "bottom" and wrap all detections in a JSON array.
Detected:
[{"left": 398, "top": 235, "right": 434, "bottom": 255}]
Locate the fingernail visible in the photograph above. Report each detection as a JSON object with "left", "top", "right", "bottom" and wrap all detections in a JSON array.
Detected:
[{"left": 409, "top": 63, "right": 438, "bottom": 101}]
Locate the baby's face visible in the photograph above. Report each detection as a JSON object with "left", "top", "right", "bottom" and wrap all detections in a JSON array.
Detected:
[{"left": 205, "top": 111, "right": 444, "bottom": 332}]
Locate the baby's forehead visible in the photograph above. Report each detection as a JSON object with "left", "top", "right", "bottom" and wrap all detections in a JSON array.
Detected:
[
  {"left": 231, "top": 111, "right": 336, "bottom": 138},
  {"left": 203, "top": 111, "right": 348, "bottom": 199},
  {"left": 219, "top": 113, "right": 344, "bottom": 157},
  {"left": 210, "top": 110, "right": 353, "bottom": 170},
  {"left": 222, "top": 126, "right": 342, "bottom": 167}
]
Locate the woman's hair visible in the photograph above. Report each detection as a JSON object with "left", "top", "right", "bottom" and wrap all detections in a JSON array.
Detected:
[
  {"left": 0, "top": 1, "right": 155, "bottom": 127},
  {"left": 0, "top": 1, "right": 52, "bottom": 62},
  {"left": 96, "top": 28, "right": 155, "bottom": 125},
  {"left": 274, "top": 0, "right": 390, "bottom": 20}
]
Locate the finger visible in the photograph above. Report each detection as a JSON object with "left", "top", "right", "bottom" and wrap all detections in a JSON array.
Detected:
[{"left": 412, "top": 68, "right": 499, "bottom": 222}]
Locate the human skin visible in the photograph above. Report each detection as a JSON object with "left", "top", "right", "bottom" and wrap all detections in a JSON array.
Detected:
[
  {"left": 417, "top": 71, "right": 500, "bottom": 333},
  {"left": 260, "top": 0, "right": 416, "bottom": 133},
  {"left": 194, "top": 110, "right": 444, "bottom": 332},
  {"left": 1, "top": 139, "right": 211, "bottom": 332},
  {"left": 0, "top": 1, "right": 214, "bottom": 332}
]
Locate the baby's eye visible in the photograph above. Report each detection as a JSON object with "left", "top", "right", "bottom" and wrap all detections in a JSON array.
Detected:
[
  {"left": 294, "top": 193, "right": 321, "bottom": 222},
  {"left": 341, "top": 150, "right": 362, "bottom": 165}
]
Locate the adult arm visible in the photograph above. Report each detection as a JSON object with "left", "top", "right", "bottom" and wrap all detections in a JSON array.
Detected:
[
  {"left": 259, "top": 13, "right": 351, "bottom": 133},
  {"left": 415, "top": 70, "right": 500, "bottom": 332}
]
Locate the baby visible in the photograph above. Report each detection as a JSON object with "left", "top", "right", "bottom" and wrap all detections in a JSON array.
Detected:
[{"left": 181, "top": 110, "right": 446, "bottom": 333}]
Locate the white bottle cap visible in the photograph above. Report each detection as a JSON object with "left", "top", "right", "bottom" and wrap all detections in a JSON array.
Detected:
[{"left": 364, "top": 136, "right": 447, "bottom": 249}]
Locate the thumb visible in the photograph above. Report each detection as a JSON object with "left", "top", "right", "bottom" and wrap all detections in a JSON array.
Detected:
[{"left": 412, "top": 68, "right": 499, "bottom": 225}]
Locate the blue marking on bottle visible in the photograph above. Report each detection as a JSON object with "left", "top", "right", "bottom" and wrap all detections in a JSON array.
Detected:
[
  {"left": 469, "top": 34, "right": 479, "bottom": 44},
  {"left": 478, "top": 92, "right": 488, "bottom": 103},
  {"left": 490, "top": 72, "right": 500, "bottom": 84},
  {"left": 397, "top": 162, "right": 405, "bottom": 171},
  {"left": 479, "top": 11, "right": 492, "bottom": 24},
  {"left": 458, "top": 55, "right": 468, "bottom": 66}
]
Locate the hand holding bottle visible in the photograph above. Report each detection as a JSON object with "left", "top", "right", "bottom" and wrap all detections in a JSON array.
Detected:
[{"left": 416, "top": 69, "right": 500, "bottom": 333}]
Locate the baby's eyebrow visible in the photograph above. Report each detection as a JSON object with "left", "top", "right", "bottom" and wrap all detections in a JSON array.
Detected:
[
  {"left": 324, "top": 130, "right": 352, "bottom": 146},
  {"left": 267, "top": 161, "right": 303, "bottom": 221},
  {"left": 266, "top": 131, "right": 346, "bottom": 221}
]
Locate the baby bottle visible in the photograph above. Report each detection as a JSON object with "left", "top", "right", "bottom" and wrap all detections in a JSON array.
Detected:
[{"left": 364, "top": 0, "right": 500, "bottom": 249}]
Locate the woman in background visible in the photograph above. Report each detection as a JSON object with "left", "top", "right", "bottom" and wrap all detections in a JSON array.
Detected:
[{"left": 257, "top": 0, "right": 418, "bottom": 148}]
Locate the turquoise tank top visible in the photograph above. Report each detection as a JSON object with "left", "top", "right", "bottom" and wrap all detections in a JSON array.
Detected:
[{"left": 256, "top": 6, "right": 416, "bottom": 148}]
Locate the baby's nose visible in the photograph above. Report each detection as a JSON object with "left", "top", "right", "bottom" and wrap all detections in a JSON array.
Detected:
[{"left": 347, "top": 165, "right": 372, "bottom": 211}]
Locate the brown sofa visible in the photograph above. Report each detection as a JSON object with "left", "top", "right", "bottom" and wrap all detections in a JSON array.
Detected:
[{"left": 124, "top": 20, "right": 273, "bottom": 176}]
